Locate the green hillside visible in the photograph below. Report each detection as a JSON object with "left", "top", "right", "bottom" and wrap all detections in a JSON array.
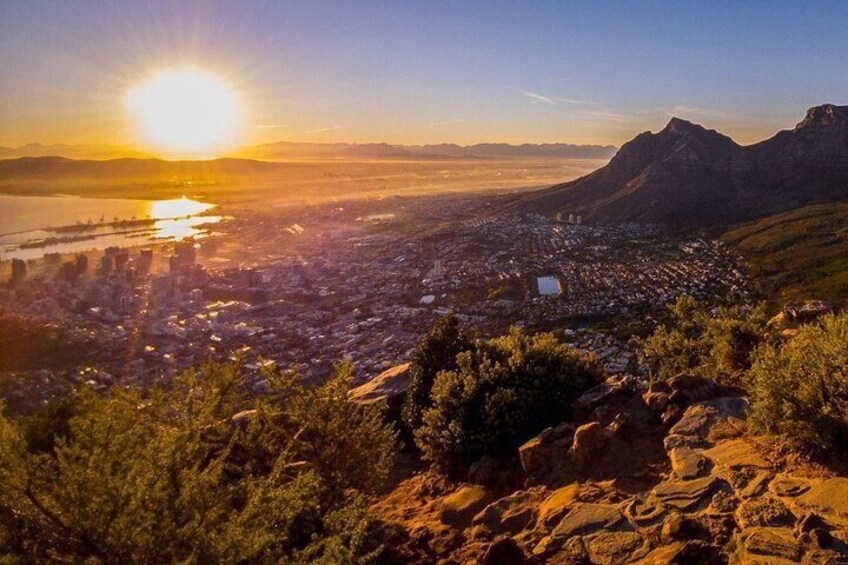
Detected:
[{"left": 722, "top": 203, "right": 848, "bottom": 306}]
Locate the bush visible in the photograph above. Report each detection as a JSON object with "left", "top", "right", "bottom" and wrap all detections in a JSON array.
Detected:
[
  {"left": 415, "top": 329, "right": 602, "bottom": 469},
  {"left": 402, "top": 314, "right": 471, "bottom": 434},
  {"left": 748, "top": 312, "right": 848, "bottom": 450},
  {"left": 0, "top": 360, "right": 398, "bottom": 563},
  {"left": 640, "top": 296, "right": 768, "bottom": 384}
]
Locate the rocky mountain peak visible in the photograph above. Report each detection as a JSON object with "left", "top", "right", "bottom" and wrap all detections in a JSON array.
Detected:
[{"left": 794, "top": 103, "right": 848, "bottom": 132}]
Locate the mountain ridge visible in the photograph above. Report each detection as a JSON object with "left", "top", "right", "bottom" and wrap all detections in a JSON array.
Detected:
[{"left": 516, "top": 103, "right": 848, "bottom": 226}]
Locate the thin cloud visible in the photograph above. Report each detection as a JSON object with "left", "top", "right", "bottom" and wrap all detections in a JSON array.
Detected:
[
  {"left": 430, "top": 118, "right": 469, "bottom": 127},
  {"left": 254, "top": 124, "right": 288, "bottom": 129},
  {"left": 305, "top": 125, "right": 343, "bottom": 135},
  {"left": 520, "top": 90, "right": 597, "bottom": 106}
]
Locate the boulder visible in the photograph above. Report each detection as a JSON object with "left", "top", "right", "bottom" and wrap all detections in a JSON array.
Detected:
[
  {"left": 736, "top": 497, "right": 795, "bottom": 529},
  {"left": 574, "top": 375, "right": 637, "bottom": 420},
  {"left": 550, "top": 503, "right": 629, "bottom": 538},
  {"left": 669, "top": 446, "right": 710, "bottom": 479},
  {"left": 478, "top": 537, "right": 526, "bottom": 565},
  {"left": 538, "top": 483, "right": 581, "bottom": 528},
  {"left": 795, "top": 478, "right": 848, "bottom": 526},
  {"left": 518, "top": 422, "right": 573, "bottom": 484},
  {"left": 439, "top": 485, "right": 495, "bottom": 529},
  {"left": 585, "top": 531, "right": 647, "bottom": 564},
  {"left": 668, "top": 374, "right": 718, "bottom": 406},
  {"left": 571, "top": 421, "right": 608, "bottom": 477},
  {"left": 664, "top": 397, "right": 748, "bottom": 450},
  {"left": 770, "top": 475, "right": 811, "bottom": 498},
  {"left": 740, "top": 527, "right": 802, "bottom": 563},
  {"left": 702, "top": 438, "right": 769, "bottom": 471},
  {"left": 349, "top": 363, "right": 410, "bottom": 422},
  {"left": 471, "top": 490, "right": 537, "bottom": 537},
  {"left": 651, "top": 476, "right": 720, "bottom": 512}
]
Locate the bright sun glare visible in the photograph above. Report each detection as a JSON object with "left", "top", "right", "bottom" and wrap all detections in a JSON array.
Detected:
[{"left": 125, "top": 68, "right": 238, "bottom": 155}]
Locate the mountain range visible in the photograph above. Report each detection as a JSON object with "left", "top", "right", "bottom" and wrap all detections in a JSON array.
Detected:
[
  {"left": 0, "top": 141, "right": 617, "bottom": 162},
  {"left": 516, "top": 104, "right": 848, "bottom": 226}
]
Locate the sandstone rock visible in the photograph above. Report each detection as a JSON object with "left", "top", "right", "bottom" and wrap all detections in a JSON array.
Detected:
[
  {"left": 736, "top": 497, "right": 795, "bottom": 529},
  {"left": 668, "top": 374, "right": 718, "bottom": 406},
  {"left": 472, "top": 490, "right": 537, "bottom": 537},
  {"left": 795, "top": 478, "right": 848, "bottom": 525},
  {"left": 624, "top": 495, "right": 667, "bottom": 527},
  {"left": 349, "top": 363, "right": 410, "bottom": 421},
  {"left": 661, "top": 513, "right": 705, "bottom": 542},
  {"left": 478, "top": 537, "right": 526, "bottom": 565},
  {"left": 518, "top": 423, "right": 573, "bottom": 484},
  {"left": 439, "top": 485, "right": 495, "bottom": 529},
  {"left": 740, "top": 527, "right": 802, "bottom": 563},
  {"left": 651, "top": 476, "right": 719, "bottom": 512},
  {"left": 538, "top": 484, "right": 581, "bottom": 528},
  {"left": 574, "top": 375, "right": 636, "bottom": 420},
  {"left": 634, "top": 541, "right": 725, "bottom": 565},
  {"left": 584, "top": 531, "right": 647, "bottom": 564},
  {"left": 571, "top": 421, "right": 608, "bottom": 476},
  {"left": 740, "top": 470, "right": 772, "bottom": 498},
  {"left": 550, "top": 503, "right": 629, "bottom": 538},
  {"left": 664, "top": 397, "right": 748, "bottom": 450},
  {"left": 669, "top": 446, "right": 710, "bottom": 479},
  {"left": 702, "top": 438, "right": 769, "bottom": 471},
  {"left": 770, "top": 476, "right": 811, "bottom": 498}
]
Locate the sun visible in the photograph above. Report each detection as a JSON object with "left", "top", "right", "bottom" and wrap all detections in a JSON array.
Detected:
[{"left": 125, "top": 68, "right": 239, "bottom": 156}]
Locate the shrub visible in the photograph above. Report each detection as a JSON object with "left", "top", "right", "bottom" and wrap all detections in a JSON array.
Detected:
[
  {"left": 748, "top": 312, "right": 848, "bottom": 450},
  {"left": 0, "top": 360, "right": 398, "bottom": 563},
  {"left": 402, "top": 314, "right": 471, "bottom": 434},
  {"left": 415, "top": 329, "right": 602, "bottom": 469},
  {"left": 640, "top": 296, "right": 768, "bottom": 384}
]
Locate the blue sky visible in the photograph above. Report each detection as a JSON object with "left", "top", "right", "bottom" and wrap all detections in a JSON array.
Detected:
[{"left": 2, "top": 0, "right": 848, "bottom": 147}]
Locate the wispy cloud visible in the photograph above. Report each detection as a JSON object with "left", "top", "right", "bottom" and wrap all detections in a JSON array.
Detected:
[
  {"left": 429, "top": 118, "right": 468, "bottom": 127},
  {"left": 254, "top": 124, "right": 288, "bottom": 129},
  {"left": 305, "top": 124, "right": 343, "bottom": 135},
  {"left": 664, "top": 105, "right": 729, "bottom": 120},
  {"left": 574, "top": 108, "right": 632, "bottom": 123},
  {"left": 519, "top": 90, "right": 597, "bottom": 106}
]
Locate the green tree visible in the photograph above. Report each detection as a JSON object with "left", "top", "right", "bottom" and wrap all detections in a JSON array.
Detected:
[
  {"left": 0, "top": 360, "right": 398, "bottom": 563},
  {"left": 748, "top": 312, "right": 848, "bottom": 450},
  {"left": 639, "top": 296, "right": 768, "bottom": 384},
  {"left": 415, "top": 329, "right": 602, "bottom": 470},
  {"left": 402, "top": 314, "right": 471, "bottom": 434}
]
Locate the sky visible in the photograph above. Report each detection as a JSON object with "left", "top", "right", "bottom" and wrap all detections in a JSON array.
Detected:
[{"left": 2, "top": 0, "right": 848, "bottom": 151}]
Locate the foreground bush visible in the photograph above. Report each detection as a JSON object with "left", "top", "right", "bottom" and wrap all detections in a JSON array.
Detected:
[
  {"left": 640, "top": 296, "right": 768, "bottom": 384},
  {"left": 749, "top": 312, "right": 848, "bottom": 450},
  {"left": 402, "top": 314, "right": 471, "bottom": 434},
  {"left": 415, "top": 329, "right": 602, "bottom": 469},
  {"left": 0, "top": 360, "right": 398, "bottom": 563}
]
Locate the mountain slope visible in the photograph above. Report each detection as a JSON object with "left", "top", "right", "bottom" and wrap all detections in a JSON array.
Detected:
[{"left": 517, "top": 104, "right": 848, "bottom": 225}]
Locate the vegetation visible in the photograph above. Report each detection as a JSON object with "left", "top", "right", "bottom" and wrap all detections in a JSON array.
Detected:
[
  {"left": 748, "top": 312, "right": 848, "bottom": 450},
  {"left": 0, "top": 315, "right": 96, "bottom": 372},
  {"left": 722, "top": 203, "right": 848, "bottom": 307},
  {"left": 639, "top": 296, "right": 769, "bottom": 385},
  {"left": 415, "top": 329, "right": 602, "bottom": 470},
  {"left": 0, "top": 360, "right": 399, "bottom": 563},
  {"left": 401, "top": 314, "right": 471, "bottom": 435}
]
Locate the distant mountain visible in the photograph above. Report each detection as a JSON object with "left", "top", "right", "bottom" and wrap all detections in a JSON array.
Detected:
[
  {"left": 0, "top": 156, "right": 280, "bottom": 180},
  {"left": 234, "top": 141, "right": 617, "bottom": 161},
  {"left": 0, "top": 141, "right": 617, "bottom": 162},
  {"left": 515, "top": 104, "right": 848, "bottom": 226},
  {"left": 0, "top": 143, "right": 152, "bottom": 160}
]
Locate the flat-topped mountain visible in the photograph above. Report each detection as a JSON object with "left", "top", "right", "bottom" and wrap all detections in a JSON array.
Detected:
[{"left": 516, "top": 104, "right": 848, "bottom": 225}]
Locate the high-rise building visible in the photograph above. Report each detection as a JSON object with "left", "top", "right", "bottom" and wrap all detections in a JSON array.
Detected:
[{"left": 11, "top": 259, "right": 26, "bottom": 283}]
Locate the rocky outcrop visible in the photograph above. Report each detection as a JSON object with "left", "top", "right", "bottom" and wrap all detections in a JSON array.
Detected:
[
  {"left": 349, "top": 363, "right": 410, "bottom": 421},
  {"left": 515, "top": 104, "right": 848, "bottom": 226},
  {"left": 439, "top": 485, "right": 495, "bottom": 529}
]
